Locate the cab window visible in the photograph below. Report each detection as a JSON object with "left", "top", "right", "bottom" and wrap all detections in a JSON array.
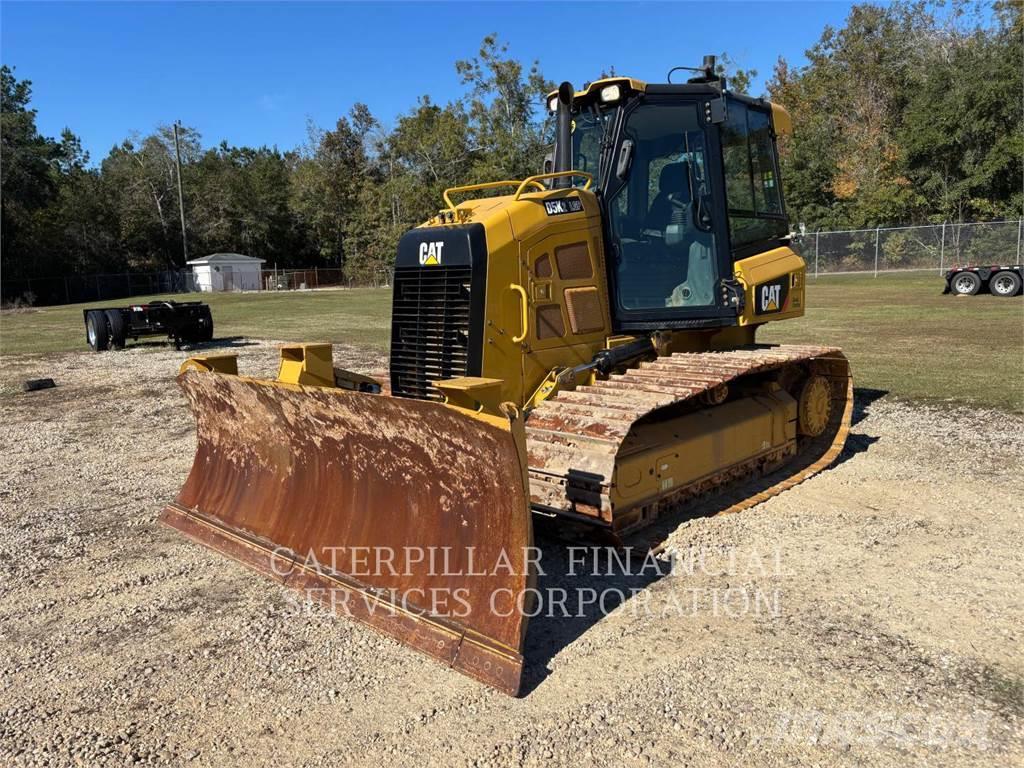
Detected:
[
  {"left": 721, "top": 101, "right": 787, "bottom": 248},
  {"left": 571, "top": 106, "right": 615, "bottom": 187},
  {"left": 606, "top": 103, "right": 718, "bottom": 311}
]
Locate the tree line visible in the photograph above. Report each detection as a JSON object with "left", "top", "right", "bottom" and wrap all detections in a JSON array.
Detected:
[
  {"left": 2, "top": 3, "right": 1020, "bottom": 291},
  {"left": 768, "top": 0, "right": 1021, "bottom": 230}
]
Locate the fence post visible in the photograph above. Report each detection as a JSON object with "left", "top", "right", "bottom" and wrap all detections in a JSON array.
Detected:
[
  {"left": 315, "top": 266, "right": 319, "bottom": 288},
  {"left": 873, "top": 228, "right": 880, "bottom": 277},
  {"left": 939, "top": 222, "right": 946, "bottom": 273},
  {"left": 1017, "top": 218, "right": 1022, "bottom": 263},
  {"left": 814, "top": 231, "right": 819, "bottom": 279}
]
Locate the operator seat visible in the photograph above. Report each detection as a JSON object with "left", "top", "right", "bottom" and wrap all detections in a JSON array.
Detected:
[{"left": 645, "top": 161, "right": 690, "bottom": 231}]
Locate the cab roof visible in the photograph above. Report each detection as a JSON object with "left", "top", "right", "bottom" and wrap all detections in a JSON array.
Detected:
[
  {"left": 546, "top": 76, "right": 647, "bottom": 105},
  {"left": 545, "top": 75, "right": 792, "bottom": 136}
]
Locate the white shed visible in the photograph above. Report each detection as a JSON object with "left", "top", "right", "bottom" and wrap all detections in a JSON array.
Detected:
[{"left": 187, "top": 253, "right": 266, "bottom": 292}]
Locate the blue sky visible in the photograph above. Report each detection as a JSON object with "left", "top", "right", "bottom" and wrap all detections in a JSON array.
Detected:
[{"left": 2, "top": 1, "right": 856, "bottom": 161}]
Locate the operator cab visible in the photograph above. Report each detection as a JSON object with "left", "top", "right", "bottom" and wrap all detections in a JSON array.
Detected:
[{"left": 550, "top": 62, "right": 790, "bottom": 331}]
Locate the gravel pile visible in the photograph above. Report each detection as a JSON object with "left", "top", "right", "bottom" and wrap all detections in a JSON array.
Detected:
[{"left": 1, "top": 340, "right": 1021, "bottom": 767}]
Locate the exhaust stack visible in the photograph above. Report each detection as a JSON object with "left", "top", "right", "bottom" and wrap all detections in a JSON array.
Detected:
[{"left": 553, "top": 81, "right": 574, "bottom": 189}]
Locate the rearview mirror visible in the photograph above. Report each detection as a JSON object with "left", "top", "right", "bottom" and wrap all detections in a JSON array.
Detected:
[{"left": 616, "top": 140, "right": 634, "bottom": 181}]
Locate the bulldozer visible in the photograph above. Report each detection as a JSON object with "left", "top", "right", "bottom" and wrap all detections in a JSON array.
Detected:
[{"left": 161, "top": 59, "right": 852, "bottom": 696}]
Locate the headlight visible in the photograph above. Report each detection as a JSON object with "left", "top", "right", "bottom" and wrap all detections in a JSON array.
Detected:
[
  {"left": 548, "top": 95, "right": 559, "bottom": 112},
  {"left": 599, "top": 84, "right": 621, "bottom": 103}
]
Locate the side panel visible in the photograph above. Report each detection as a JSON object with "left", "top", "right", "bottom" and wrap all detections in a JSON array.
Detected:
[
  {"left": 478, "top": 212, "right": 527, "bottom": 407},
  {"left": 476, "top": 188, "right": 612, "bottom": 409},
  {"left": 734, "top": 246, "right": 806, "bottom": 326},
  {"left": 519, "top": 217, "right": 611, "bottom": 401}
]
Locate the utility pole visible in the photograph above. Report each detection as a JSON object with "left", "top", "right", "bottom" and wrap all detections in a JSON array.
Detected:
[{"left": 172, "top": 121, "right": 189, "bottom": 264}]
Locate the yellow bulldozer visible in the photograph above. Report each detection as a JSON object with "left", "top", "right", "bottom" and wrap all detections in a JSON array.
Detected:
[{"left": 161, "top": 59, "right": 852, "bottom": 696}]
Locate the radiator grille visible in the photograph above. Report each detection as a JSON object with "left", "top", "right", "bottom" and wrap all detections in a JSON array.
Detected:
[{"left": 390, "top": 265, "right": 472, "bottom": 400}]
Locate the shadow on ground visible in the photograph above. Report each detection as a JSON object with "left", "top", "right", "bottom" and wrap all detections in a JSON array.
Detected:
[
  {"left": 522, "top": 534, "right": 666, "bottom": 694},
  {"left": 852, "top": 387, "right": 888, "bottom": 426},
  {"left": 520, "top": 387, "right": 890, "bottom": 690},
  {"left": 835, "top": 387, "right": 886, "bottom": 466}
]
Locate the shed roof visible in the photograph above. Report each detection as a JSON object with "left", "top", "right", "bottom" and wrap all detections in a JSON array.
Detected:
[{"left": 187, "top": 252, "right": 266, "bottom": 265}]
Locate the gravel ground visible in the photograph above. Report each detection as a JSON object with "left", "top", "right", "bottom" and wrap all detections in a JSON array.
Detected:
[{"left": 1, "top": 339, "right": 1022, "bottom": 767}]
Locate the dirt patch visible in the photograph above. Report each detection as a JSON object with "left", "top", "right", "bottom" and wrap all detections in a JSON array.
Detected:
[{"left": 1, "top": 340, "right": 1021, "bottom": 767}]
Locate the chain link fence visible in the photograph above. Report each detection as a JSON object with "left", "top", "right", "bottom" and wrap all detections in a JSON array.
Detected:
[
  {"left": 792, "top": 219, "right": 1023, "bottom": 277},
  {"left": 260, "top": 267, "right": 393, "bottom": 291}
]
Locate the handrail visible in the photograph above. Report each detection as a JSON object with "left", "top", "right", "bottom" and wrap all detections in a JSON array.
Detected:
[
  {"left": 509, "top": 284, "right": 529, "bottom": 343},
  {"left": 442, "top": 180, "right": 546, "bottom": 212},
  {"left": 513, "top": 171, "right": 593, "bottom": 201}
]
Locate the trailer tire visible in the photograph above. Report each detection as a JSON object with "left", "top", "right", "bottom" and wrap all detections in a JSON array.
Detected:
[
  {"left": 86, "top": 311, "right": 109, "bottom": 352},
  {"left": 200, "top": 306, "right": 214, "bottom": 342},
  {"left": 950, "top": 272, "right": 981, "bottom": 296},
  {"left": 990, "top": 271, "right": 1021, "bottom": 297},
  {"left": 105, "top": 309, "right": 127, "bottom": 349}
]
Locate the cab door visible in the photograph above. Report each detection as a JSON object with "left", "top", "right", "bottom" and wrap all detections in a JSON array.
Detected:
[{"left": 601, "top": 94, "right": 736, "bottom": 331}]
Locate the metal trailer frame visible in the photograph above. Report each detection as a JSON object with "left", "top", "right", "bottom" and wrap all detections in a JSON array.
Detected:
[{"left": 83, "top": 300, "right": 213, "bottom": 352}]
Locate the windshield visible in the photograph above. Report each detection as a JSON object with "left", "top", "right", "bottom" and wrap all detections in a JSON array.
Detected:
[{"left": 571, "top": 105, "right": 616, "bottom": 188}]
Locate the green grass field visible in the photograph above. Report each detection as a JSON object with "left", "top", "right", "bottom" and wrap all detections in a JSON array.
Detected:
[
  {"left": 2, "top": 274, "right": 1021, "bottom": 411},
  {"left": 760, "top": 273, "right": 1023, "bottom": 412},
  {"left": 0, "top": 288, "right": 392, "bottom": 357}
]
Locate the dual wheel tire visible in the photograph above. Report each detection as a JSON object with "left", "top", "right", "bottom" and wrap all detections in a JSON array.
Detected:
[
  {"left": 178, "top": 309, "right": 214, "bottom": 346},
  {"left": 950, "top": 270, "right": 1021, "bottom": 297},
  {"left": 990, "top": 270, "right": 1022, "bottom": 297},
  {"left": 85, "top": 310, "right": 127, "bottom": 352}
]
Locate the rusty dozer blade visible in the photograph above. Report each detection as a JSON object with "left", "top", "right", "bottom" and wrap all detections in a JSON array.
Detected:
[{"left": 161, "top": 347, "right": 534, "bottom": 695}]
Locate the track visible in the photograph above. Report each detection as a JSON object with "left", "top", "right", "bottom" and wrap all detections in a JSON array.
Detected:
[{"left": 525, "top": 344, "right": 853, "bottom": 533}]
